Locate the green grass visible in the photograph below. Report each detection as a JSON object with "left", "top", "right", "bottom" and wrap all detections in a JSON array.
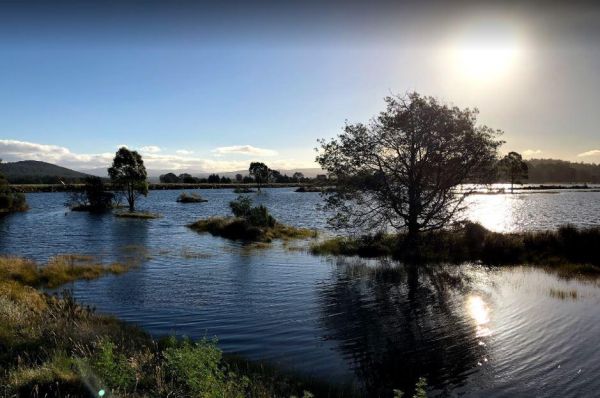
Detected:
[
  {"left": 311, "top": 223, "right": 600, "bottom": 275},
  {"left": 189, "top": 217, "right": 317, "bottom": 242}
]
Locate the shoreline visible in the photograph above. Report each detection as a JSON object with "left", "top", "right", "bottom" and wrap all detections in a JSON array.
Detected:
[{"left": 10, "top": 182, "right": 600, "bottom": 193}]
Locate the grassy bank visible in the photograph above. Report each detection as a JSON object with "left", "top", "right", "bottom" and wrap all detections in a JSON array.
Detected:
[
  {"left": 189, "top": 217, "right": 317, "bottom": 242},
  {"left": 311, "top": 223, "right": 600, "bottom": 271},
  {"left": 0, "top": 254, "right": 140, "bottom": 289},
  {"left": 0, "top": 255, "right": 338, "bottom": 397}
]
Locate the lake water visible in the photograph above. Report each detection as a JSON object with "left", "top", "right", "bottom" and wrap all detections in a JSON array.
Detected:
[{"left": 1, "top": 188, "right": 600, "bottom": 397}]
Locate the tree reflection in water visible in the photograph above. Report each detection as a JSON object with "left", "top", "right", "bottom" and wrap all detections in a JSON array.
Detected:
[{"left": 317, "top": 258, "right": 489, "bottom": 397}]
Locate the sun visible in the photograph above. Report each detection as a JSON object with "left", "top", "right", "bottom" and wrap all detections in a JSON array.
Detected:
[{"left": 450, "top": 23, "right": 524, "bottom": 82}]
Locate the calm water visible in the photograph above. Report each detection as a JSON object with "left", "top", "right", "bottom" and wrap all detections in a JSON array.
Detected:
[{"left": 1, "top": 189, "right": 600, "bottom": 397}]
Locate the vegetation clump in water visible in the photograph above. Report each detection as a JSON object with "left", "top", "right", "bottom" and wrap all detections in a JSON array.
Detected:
[
  {"left": 0, "top": 160, "right": 28, "bottom": 213},
  {"left": 311, "top": 222, "right": 600, "bottom": 271},
  {"left": 295, "top": 186, "right": 336, "bottom": 193},
  {"left": 189, "top": 195, "right": 317, "bottom": 242},
  {"left": 233, "top": 186, "right": 255, "bottom": 193},
  {"left": 114, "top": 211, "right": 161, "bottom": 219},
  {"left": 176, "top": 192, "right": 208, "bottom": 203}
]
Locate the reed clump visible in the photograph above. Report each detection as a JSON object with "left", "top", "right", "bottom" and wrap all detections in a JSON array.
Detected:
[{"left": 311, "top": 222, "right": 600, "bottom": 272}]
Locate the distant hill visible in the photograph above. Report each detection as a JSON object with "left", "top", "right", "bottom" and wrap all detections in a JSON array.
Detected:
[{"left": 0, "top": 160, "right": 92, "bottom": 184}]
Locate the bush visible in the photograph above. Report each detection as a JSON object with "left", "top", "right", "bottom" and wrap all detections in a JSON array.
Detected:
[
  {"left": 67, "top": 176, "right": 113, "bottom": 212},
  {"left": 164, "top": 338, "right": 247, "bottom": 397},
  {"left": 229, "top": 196, "right": 275, "bottom": 227},
  {"left": 93, "top": 339, "right": 137, "bottom": 392}
]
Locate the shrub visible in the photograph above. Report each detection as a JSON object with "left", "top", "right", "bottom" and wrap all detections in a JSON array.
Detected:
[
  {"left": 229, "top": 195, "right": 275, "bottom": 227},
  {"left": 164, "top": 338, "right": 247, "bottom": 397},
  {"left": 92, "top": 339, "right": 137, "bottom": 392},
  {"left": 67, "top": 176, "right": 114, "bottom": 212}
]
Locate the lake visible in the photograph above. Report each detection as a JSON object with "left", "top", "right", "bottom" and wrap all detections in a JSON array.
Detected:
[{"left": 1, "top": 188, "right": 600, "bottom": 397}]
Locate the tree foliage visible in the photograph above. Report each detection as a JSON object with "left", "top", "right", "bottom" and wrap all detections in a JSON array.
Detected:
[
  {"left": 108, "top": 147, "right": 148, "bottom": 212},
  {"left": 317, "top": 92, "right": 503, "bottom": 238},
  {"left": 159, "top": 172, "right": 180, "bottom": 183},
  {"left": 249, "top": 162, "right": 269, "bottom": 191},
  {"left": 498, "top": 151, "right": 528, "bottom": 192}
]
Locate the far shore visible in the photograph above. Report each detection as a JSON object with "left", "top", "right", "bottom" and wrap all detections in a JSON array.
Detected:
[
  {"left": 10, "top": 182, "right": 320, "bottom": 193},
  {"left": 9, "top": 182, "right": 600, "bottom": 193}
]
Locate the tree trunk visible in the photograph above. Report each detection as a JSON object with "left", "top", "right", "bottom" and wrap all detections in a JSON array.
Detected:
[{"left": 127, "top": 184, "right": 135, "bottom": 212}]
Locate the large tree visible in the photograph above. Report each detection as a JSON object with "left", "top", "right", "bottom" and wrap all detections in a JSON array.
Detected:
[
  {"left": 317, "top": 92, "right": 503, "bottom": 241},
  {"left": 249, "top": 162, "right": 269, "bottom": 192},
  {"left": 108, "top": 147, "right": 148, "bottom": 212},
  {"left": 498, "top": 151, "right": 528, "bottom": 193}
]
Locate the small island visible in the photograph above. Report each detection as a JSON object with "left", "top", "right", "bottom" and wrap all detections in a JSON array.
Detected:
[
  {"left": 114, "top": 211, "right": 161, "bottom": 219},
  {"left": 176, "top": 192, "right": 208, "bottom": 203},
  {"left": 189, "top": 195, "right": 316, "bottom": 242},
  {"left": 233, "top": 186, "right": 255, "bottom": 193}
]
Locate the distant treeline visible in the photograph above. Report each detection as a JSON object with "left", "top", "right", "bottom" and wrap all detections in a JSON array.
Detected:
[
  {"left": 159, "top": 171, "right": 314, "bottom": 184},
  {"left": 525, "top": 159, "right": 600, "bottom": 183},
  {"left": 5, "top": 159, "right": 600, "bottom": 185}
]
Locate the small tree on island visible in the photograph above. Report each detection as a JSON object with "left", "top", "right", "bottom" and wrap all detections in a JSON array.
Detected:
[
  {"left": 498, "top": 151, "right": 528, "bottom": 193},
  {"left": 249, "top": 162, "right": 269, "bottom": 192},
  {"left": 316, "top": 92, "right": 503, "bottom": 243},
  {"left": 108, "top": 147, "right": 148, "bottom": 212}
]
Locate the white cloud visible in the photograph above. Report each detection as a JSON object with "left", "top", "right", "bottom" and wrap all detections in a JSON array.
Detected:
[
  {"left": 211, "top": 145, "right": 277, "bottom": 157},
  {"left": 140, "top": 145, "right": 161, "bottom": 154},
  {"left": 176, "top": 149, "right": 193, "bottom": 155},
  {"left": 0, "top": 139, "right": 311, "bottom": 172},
  {"left": 522, "top": 149, "right": 542, "bottom": 157},
  {"left": 0, "top": 139, "right": 114, "bottom": 167},
  {"left": 577, "top": 149, "right": 600, "bottom": 157}
]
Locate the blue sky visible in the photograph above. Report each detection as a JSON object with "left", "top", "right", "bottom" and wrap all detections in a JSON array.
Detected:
[{"left": 1, "top": 1, "right": 600, "bottom": 172}]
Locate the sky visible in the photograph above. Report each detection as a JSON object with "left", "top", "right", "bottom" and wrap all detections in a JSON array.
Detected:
[{"left": 1, "top": 0, "right": 600, "bottom": 173}]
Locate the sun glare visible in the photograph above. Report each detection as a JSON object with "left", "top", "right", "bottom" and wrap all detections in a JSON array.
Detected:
[{"left": 449, "top": 22, "right": 524, "bottom": 82}]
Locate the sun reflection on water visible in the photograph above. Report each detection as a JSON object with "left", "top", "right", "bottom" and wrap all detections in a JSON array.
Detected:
[
  {"left": 467, "top": 295, "right": 492, "bottom": 338},
  {"left": 464, "top": 193, "right": 519, "bottom": 233}
]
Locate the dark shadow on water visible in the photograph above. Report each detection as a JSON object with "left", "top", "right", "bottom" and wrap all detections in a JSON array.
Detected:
[{"left": 317, "top": 258, "right": 487, "bottom": 397}]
